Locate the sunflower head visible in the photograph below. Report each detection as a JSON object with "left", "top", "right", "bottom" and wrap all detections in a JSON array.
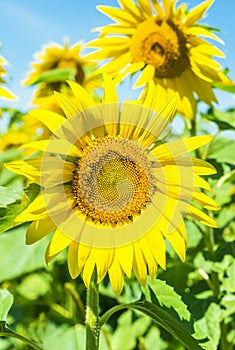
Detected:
[
  {"left": 86, "top": 0, "right": 234, "bottom": 118},
  {"left": 23, "top": 39, "right": 101, "bottom": 104},
  {"left": 6, "top": 75, "right": 220, "bottom": 295}
]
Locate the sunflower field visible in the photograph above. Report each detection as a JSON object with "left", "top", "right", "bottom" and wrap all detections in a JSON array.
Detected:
[{"left": 0, "top": 1, "right": 235, "bottom": 349}]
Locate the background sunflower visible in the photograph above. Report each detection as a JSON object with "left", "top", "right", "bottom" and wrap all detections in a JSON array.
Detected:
[{"left": 86, "top": 0, "right": 234, "bottom": 118}]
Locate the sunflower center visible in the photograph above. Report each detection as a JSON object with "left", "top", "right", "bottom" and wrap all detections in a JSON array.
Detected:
[
  {"left": 130, "top": 18, "right": 189, "bottom": 78},
  {"left": 72, "top": 137, "right": 155, "bottom": 227}
]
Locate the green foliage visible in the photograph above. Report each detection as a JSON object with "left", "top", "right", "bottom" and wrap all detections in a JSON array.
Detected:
[
  {"left": 130, "top": 300, "right": 203, "bottom": 350},
  {"left": 0, "top": 290, "right": 13, "bottom": 321},
  {"left": 142, "top": 279, "right": 191, "bottom": 321},
  {"left": 30, "top": 68, "right": 76, "bottom": 85},
  {"left": 0, "top": 184, "right": 40, "bottom": 234}
]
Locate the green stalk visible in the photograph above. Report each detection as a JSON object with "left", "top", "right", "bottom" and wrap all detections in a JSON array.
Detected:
[{"left": 85, "top": 268, "right": 100, "bottom": 350}]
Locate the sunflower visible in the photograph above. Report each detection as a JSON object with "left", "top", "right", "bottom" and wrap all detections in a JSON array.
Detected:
[
  {"left": 0, "top": 55, "right": 17, "bottom": 100},
  {"left": 0, "top": 130, "right": 31, "bottom": 151},
  {"left": 6, "top": 75, "right": 219, "bottom": 296},
  {"left": 23, "top": 39, "right": 101, "bottom": 108},
  {"left": 22, "top": 40, "right": 102, "bottom": 139},
  {"left": 86, "top": 0, "right": 233, "bottom": 118}
]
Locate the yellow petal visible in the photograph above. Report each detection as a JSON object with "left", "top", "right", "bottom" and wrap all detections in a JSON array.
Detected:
[
  {"left": 5, "top": 159, "right": 41, "bottom": 184},
  {"left": 138, "top": 94, "right": 178, "bottom": 147},
  {"left": 194, "top": 174, "right": 212, "bottom": 191},
  {"left": 116, "top": 244, "right": 133, "bottom": 277},
  {"left": 86, "top": 36, "right": 129, "bottom": 49},
  {"left": 97, "top": 5, "right": 138, "bottom": 25},
  {"left": 173, "top": 74, "right": 197, "bottom": 119},
  {"left": 67, "top": 80, "right": 97, "bottom": 110},
  {"left": 190, "top": 48, "right": 222, "bottom": 69},
  {"left": 97, "top": 52, "right": 132, "bottom": 77},
  {"left": 118, "top": 0, "right": 142, "bottom": 19},
  {"left": 26, "top": 217, "right": 56, "bottom": 244},
  {"left": 139, "top": 237, "right": 157, "bottom": 280},
  {"left": 91, "top": 248, "right": 114, "bottom": 283},
  {"left": 102, "top": 73, "right": 118, "bottom": 104},
  {"left": 145, "top": 227, "right": 166, "bottom": 269},
  {"left": 68, "top": 241, "right": 80, "bottom": 279},
  {"left": 93, "top": 24, "right": 136, "bottom": 36},
  {"left": 119, "top": 102, "right": 150, "bottom": 139},
  {"left": 102, "top": 73, "right": 119, "bottom": 137},
  {"left": 162, "top": 0, "right": 175, "bottom": 17},
  {"left": 40, "top": 158, "right": 75, "bottom": 187},
  {"left": 181, "top": 158, "right": 217, "bottom": 175},
  {"left": 153, "top": 163, "right": 212, "bottom": 190},
  {"left": 134, "top": 65, "right": 155, "bottom": 88},
  {"left": 163, "top": 229, "right": 186, "bottom": 261},
  {"left": 20, "top": 139, "right": 81, "bottom": 157},
  {"left": 186, "top": 25, "right": 224, "bottom": 44},
  {"left": 192, "top": 191, "right": 220, "bottom": 210},
  {"left": 29, "top": 109, "right": 66, "bottom": 134},
  {"left": 152, "top": 135, "right": 213, "bottom": 159},
  {"left": 15, "top": 194, "right": 48, "bottom": 222},
  {"left": 136, "top": 0, "right": 153, "bottom": 17},
  {"left": 158, "top": 157, "right": 217, "bottom": 176},
  {"left": 152, "top": 192, "right": 186, "bottom": 234},
  {"left": 185, "top": 69, "right": 217, "bottom": 105},
  {"left": 77, "top": 244, "right": 91, "bottom": 272},
  {"left": 54, "top": 91, "right": 81, "bottom": 118},
  {"left": 140, "top": 80, "right": 156, "bottom": 109},
  {"left": 82, "top": 258, "right": 96, "bottom": 288},
  {"left": 46, "top": 228, "right": 72, "bottom": 259},
  {"left": 108, "top": 258, "right": 124, "bottom": 297},
  {"left": 0, "top": 86, "right": 18, "bottom": 100},
  {"left": 187, "top": 205, "right": 219, "bottom": 227},
  {"left": 133, "top": 241, "right": 147, "bottom": 286},
  {"left": 152, "top": 0, "right": 164, "bottom": 16},
  {"left": 114, "top": 62, "right": 145, "bottom": 85},
  {"left": 183, "top": 0, "right": 214, "bottom": 26}
]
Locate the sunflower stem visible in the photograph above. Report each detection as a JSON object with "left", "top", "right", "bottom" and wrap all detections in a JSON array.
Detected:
[{"left": 85, "top": 267, "right": 100, "bottom": 350}]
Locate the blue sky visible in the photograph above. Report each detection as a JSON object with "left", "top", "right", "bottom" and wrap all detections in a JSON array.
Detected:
[{"left": 0, "top": 0, "right": 235, "bottom": 112}]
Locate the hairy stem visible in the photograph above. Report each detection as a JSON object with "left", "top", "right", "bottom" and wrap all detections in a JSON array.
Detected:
[{"left": 85, "top": 268, "right": 100, "bottom": 350}]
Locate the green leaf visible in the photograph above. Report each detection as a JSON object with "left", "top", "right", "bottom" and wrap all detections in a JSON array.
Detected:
[
  {"left": 143, "top": 279, "right": 191, "bottom": 321},
  {"left": 158, "top": 263, "right": 194, "bottom": 294},
  {"left": 130, "top": 300, "right": 203, "bottom": 350},
  {"left": 111, "top": 310, "right": 151, "bottom": 350},
  {"left": 17, "top": 273, "right": 51, "bottom": 300},
  {"left": 212, "top": 82, "right": 235, "bottom": 93},
  {"left": 216, "top": 204, "right": 235, "bottom": 228},
  {"left": 0, "top": 186, "right": 22, "bottom": 207},
  {"left": 0, "top": 183, "right": 40, "bottom": 233},
  {"left": 208, "top": 138, "right": 235, "bottom": 165},
  {"left": 43, "top": 325, "right": 86, "bottom": 350},
  {"left": 0, "top": 290, "right": 13, "bottom": 321},
  {"left": 196, "top": 303, "right": 222, "bottom": 348},
  {"left": 31, "top": 68, "right": 76, "bottom": 85},
  {"left": 143, "top": 327, "right": 168, "bottom": 350},
  {"left": 201, "top": 107, "right": 235, "bottom": 131},
  {"left": 0, "top": 148, "right": 24, "bottom": 164},
  {"left": 0, "top": 225, "right": 49, "bottom": 282}
]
